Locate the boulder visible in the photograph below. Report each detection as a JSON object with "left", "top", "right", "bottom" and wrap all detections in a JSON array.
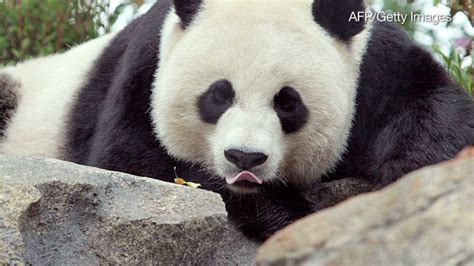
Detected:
[
  {"left": 257, "top": 149, "right": 474, "bottom": 266},
  {"left": 0, "top": 155, "right": 258, "bottom": 265}
]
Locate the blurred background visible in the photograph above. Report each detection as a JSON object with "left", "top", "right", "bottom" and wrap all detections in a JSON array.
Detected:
[{"left": 0, "top": 0, "right": 472, "bottom": 94}]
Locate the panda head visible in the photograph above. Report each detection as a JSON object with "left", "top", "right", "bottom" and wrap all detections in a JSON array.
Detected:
[{"left": 152, "top": 0, "right": 371, "bottom": 193}]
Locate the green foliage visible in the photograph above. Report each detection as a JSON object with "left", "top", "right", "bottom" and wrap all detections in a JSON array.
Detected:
[
  {"left": 381, "top": 0, "right": 473, "bottom": 95},
  {"left": 0, "top": 0, "right": 130, "bottom": 66},
  {"left": 434, "top": 46, "right": 473, "bottom": 96}
]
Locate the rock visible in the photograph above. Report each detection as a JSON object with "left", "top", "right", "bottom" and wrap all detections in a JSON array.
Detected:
[
  {"left": 457, "top": 146, "right": 474, "bottom": 159},
  {"left": 0, "top": 155, "right": 258, "bottom": 265},
  {"left": 257, "top": 150, "right": 474, "bottom": 266}
]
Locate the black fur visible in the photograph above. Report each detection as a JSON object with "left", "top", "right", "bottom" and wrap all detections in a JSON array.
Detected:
[
  {"left": 313, "top": 0, "right": 366, "bottom": 41},
  {"left": 174, "top": 0, "right": 202, "bottom": 28},
  {"left": 0, "top": 73, "right": 19, "bottom": 137},
  {"left": 324, "top": 22, "right": 474, "bottom": 187},
  {"left": 274, "top": 86, "right": 309, "bottom": 133},
  {"left": 198, "top": 79, "right": 235, "bottom": 124},
  {"left": 65, "top": 1, "right": 179, "bottom": 181},
  {"left": 65, "top": 1, "right": 474, "bottom": 241}
]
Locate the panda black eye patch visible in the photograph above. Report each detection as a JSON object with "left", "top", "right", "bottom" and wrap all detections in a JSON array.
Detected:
[
  {"left": 274, "top": 86, "right": 309, "bottom": 133},
  {"left": 197, "top": 79, "right": 235, "bottom": 124}
]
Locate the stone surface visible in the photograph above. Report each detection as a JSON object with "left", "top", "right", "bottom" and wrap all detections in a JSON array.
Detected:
[
  {"left": 0, "top": 155, "right": 258, "bottom": 265},
  {"left": 257, "top": 150, "right": 474, "bottom": 266}
]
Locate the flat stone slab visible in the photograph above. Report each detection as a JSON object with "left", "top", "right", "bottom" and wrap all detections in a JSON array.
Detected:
[{"left": 0, "top": 155, "right": 258, "bottom": 265}]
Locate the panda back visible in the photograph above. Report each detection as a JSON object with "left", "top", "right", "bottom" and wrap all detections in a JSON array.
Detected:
[{"left": 0, "top": 34, "right": 115, "bottom": 158}]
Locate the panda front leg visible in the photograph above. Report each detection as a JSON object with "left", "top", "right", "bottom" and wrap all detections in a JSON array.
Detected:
[
  {"left": 222, "top": 185, "right": 314, "bottom": 241},
  {"left": 365, "top": 87, "right": 474, "bottom": 188}
]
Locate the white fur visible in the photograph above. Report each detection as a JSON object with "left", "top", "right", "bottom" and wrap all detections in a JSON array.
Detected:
[
  {"left": 0, "top": 34, "right": 116, "bottom": 159},
  {"left": 152, "top": 0, "right": 372, "bottom": 187}
]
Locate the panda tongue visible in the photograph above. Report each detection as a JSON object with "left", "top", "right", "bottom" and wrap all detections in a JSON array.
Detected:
[{"left": 226, "top": 171, "right": 263, "bottom": 185}]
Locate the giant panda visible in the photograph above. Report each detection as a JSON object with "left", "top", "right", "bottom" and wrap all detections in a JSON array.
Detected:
[{"left": 1, "top": 0, "right": 473, "bottom": 240}]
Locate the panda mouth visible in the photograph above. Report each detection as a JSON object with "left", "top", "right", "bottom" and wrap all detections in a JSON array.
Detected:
[
  {"left": 225, "top": 171, "right": 263, "bottom": 188},
  {"left": 232, "top": 180, "right": 260, "bottom": 189}
]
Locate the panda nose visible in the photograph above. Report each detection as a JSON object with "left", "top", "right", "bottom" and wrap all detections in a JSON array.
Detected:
[{"left": 224, "top": 149, "right": 268, "bottom": 170}]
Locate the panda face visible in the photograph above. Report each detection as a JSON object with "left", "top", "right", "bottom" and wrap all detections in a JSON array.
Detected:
[{"left": 152, "top": 0, "right": 370, "bottom": 193}]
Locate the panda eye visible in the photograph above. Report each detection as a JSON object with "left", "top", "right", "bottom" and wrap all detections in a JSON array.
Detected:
[
  {"left": 212, "top": 83, "right": 234, "bottom": 104},
  {"left": 274, "top": 87, "right": 299, "bottom": 112},
  {"left": 197, "top": 79, "right": 235, "bottom": 124},
  {"left": 276, "top": 99, "right": 296, "bottom": 112},
  {"left": 273, "top": 86, "right": 309, "bottom": 134}
]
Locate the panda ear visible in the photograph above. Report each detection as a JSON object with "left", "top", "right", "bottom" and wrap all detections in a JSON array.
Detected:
[
  {"left": 312, "top": 0, "right": 366, "bottom": 41},
  {"left": 174, "top": 0, "right": 203, "bottom": 28}
]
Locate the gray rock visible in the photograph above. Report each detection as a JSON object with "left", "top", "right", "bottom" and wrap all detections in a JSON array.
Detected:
[
  {"left": 257, "top": 154, "right": 474, "bottom": 266},
  {"left": 0, "top": 155, "right": 258, "bottom": 265}
]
